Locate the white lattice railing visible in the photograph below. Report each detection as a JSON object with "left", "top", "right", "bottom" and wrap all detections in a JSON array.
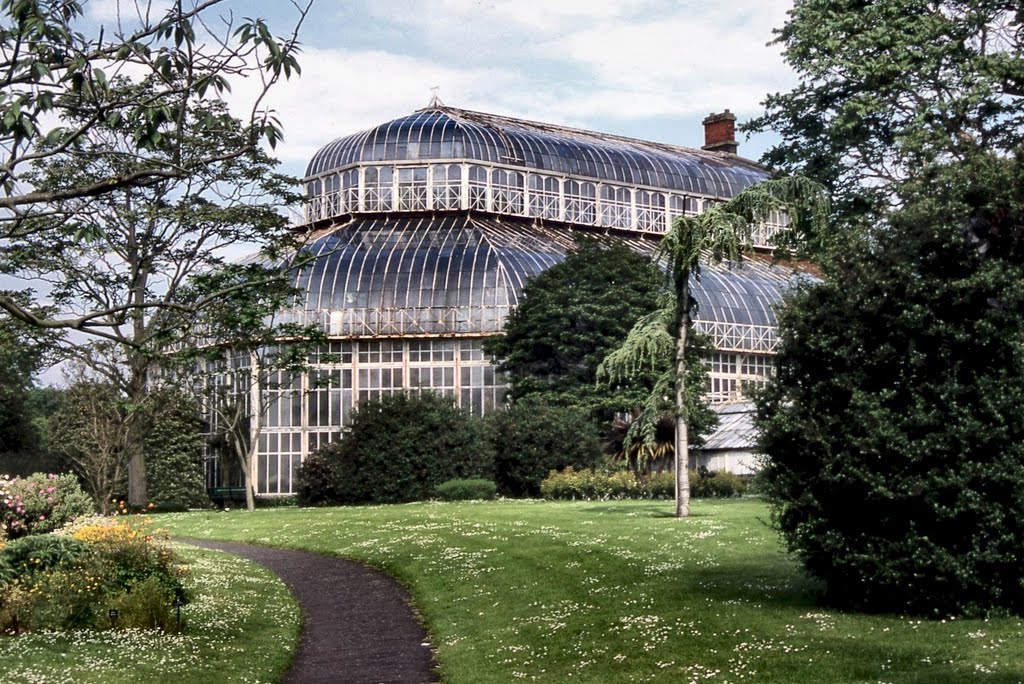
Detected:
[
  {"left": 280, "top": 306, "right": 512, "bottom": 337},
  {"left": 693, "top": 320, "right": 778, "bottom": 353},
  {"left": 303, "top": 160, "right": 783, "bottom": 246}
]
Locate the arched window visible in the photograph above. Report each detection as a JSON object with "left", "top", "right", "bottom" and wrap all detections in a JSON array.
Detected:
[
  {"left": 491, "top": 169, "right": 524, "bottom": 214},
  {"left": 564, "top": 180, "right": 596, "bottom": 224}
]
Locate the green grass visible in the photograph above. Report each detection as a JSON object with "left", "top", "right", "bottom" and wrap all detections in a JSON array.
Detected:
[
  {"left": 157, "top": 499, "right": 1024, "bottom": 683},
  {"left": 0, "top": 545, "right": 300, "bottom": 684}
]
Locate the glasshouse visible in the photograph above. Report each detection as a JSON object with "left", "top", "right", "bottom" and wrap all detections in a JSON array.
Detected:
[{"left": 205, "top": 103, "right": 800, "bottom": 495}]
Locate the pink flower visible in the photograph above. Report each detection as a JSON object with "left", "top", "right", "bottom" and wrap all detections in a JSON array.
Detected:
[{"left": 39, "top": 515, "right": 45, "bottom": 520}]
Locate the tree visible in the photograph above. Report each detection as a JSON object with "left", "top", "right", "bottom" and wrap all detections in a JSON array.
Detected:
[
  {"left": 48, "top": 381, "right": 129, "bottom": 514},
  {"left": 749, "top": 1, "right": 1024, "bottom": 615},
  {"left": 144, "top": 385, "right": 207, "bottom": 511},
  {"left": 0, "top": 293, "right": 58, "bottom": 475},
  {"left": 180, "top": 263, "right": 325, "bottom": 511},
  {"left": 0, "top": 76, "right": 303, "bottom": 506},
  {"left": 600, "top": 177, "right": 828, "bottom": 517},
  {"left": 483, "top": 237, "right": 664, "bottom": 422},
  {"left": 0, "top": 0, "right": 309, "bottom": 236},
  {"left": 746, "top": 0, "right": 1024, "bottom": 233},
  {"left": 757, "top": 154, "right": 1024, "bottom": 616}
]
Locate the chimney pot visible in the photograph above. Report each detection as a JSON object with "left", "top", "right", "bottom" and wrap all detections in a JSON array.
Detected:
[{"left": 702, "top": 110, "right": 738, "bottom": 155}]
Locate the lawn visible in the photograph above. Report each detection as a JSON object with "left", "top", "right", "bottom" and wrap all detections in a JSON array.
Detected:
[
  {"left": 0, "top": 545, "right": 300, "bottom": 684},
  {"left": 156, "top": 499, "right": 1024, "bottom": 683}
]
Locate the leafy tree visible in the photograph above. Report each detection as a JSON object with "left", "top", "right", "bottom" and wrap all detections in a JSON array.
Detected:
[
  {"left": 483, "top": 237, "right": 664, "bottom": 422},
  {"left": 48, "top": 381, "right": 129, "bottom": 514},
  {"left": 312, "top": 393, "right": 493, "bottom": 505},
  {"left": 750, "top": 1, "right": 1024, "bottom": 615},
  {"left": 601, "top": 177, "right": 829, "bottom": 517},
  {"left": 0, "top": 293, "right": 58, "bottom": 475},
  {"left": 486, "top": 399, "right": 603, "bottom": 497},
  {"left": 757, "top": 154, "right": 1024, "bottom": 616},
  {"left": 0, "top": 76, "right": 304, "bottom": 506},
  {"left": 0, "top": 0, "right": 309, "bottom": 235},
  {"left": 179, "top": 263, "right": 325, "bottom": 511},
  {"left": 746, "top": 0, "right": 1024, "bottom": 233},
  {"left": 143, "top": 386, "right": 207, "bottom": 511}
]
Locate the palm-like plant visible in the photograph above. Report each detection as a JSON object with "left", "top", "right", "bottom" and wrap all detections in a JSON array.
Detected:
[{"left": 600, "top": 175, "right": 829, "bottom": 517}]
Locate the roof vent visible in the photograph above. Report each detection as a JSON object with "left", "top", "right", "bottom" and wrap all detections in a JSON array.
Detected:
[{"left": 702, "top": 110, "right": 738, "bottom": 155}]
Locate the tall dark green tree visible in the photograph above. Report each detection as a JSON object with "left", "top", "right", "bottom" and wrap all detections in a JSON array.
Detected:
[
  {"left": 483, "top": 237, "right": 664, "bottom": 422},
  {"left": 751, "top": 0, "right": 1024, "bottom": 615},
  {"left": 758, "top": 154, "right": 1024, "bottom": 616},
  {"left": 0, "top": 293, "right": 57, "bottom": 475}
]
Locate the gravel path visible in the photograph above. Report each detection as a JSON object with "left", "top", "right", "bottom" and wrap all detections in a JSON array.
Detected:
[{"left": 183, "top": 539, "right": 439, "bottom": 684}]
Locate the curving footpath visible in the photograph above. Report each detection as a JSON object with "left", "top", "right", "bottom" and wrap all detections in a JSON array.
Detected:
[{"left": 183, "top": 539, "right": 438, "bottom": 684}]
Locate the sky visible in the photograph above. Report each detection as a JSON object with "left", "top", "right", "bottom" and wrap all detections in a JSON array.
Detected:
[{"left": 88, "top": 0, "right": 798, "bottom": 178}]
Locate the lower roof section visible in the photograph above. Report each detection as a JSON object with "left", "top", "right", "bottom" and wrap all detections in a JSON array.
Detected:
[{"left": 281, "top": 213, "right": 800, "bottom": 351}]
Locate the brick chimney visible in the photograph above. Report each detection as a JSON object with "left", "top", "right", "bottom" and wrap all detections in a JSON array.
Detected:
[{"left": 702, "top": 110, "right": 738, "bottom": 154}]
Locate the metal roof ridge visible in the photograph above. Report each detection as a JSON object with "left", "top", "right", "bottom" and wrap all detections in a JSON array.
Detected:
[{"left": 415, "top": 104, "right": 769, "bottom": 172}]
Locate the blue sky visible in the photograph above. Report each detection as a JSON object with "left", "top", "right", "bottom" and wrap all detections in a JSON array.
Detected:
[{"left": 90, "top": 0, "right": 797, "bottom": 179}]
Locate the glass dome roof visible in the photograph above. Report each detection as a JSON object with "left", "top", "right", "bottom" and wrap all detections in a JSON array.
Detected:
[
  {"left": 306, "top": 106, "right": 769, "bottom": 198},
  {"left": 285, "top": 215, "right": 795, "bottom": 339}
]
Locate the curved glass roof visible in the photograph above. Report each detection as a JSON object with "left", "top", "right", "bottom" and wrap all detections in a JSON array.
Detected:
[
  {"left": 285, "top": 215, "right": 795, "bottom": 338},
  {"left": 306, "top": 106, "right": 768, "bottom": 198}
]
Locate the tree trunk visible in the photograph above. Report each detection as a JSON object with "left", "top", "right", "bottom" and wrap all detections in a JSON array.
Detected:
[
  {"left": 125, "top": 359, "right": 149, "bottom": 508},
  {"left": 674, "top": 271, "right": 692, "bottom": 518},
  {"left": 244, "top": 351, "right": 262, "bottom": 512}
]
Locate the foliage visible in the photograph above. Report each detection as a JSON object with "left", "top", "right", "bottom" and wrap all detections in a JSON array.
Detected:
[
  {"left": 690, "top": 468, "right": 748, "bottom": 499},
  {"left": 540, "top": 467, "right": 745, "bottom": 500},
  {"left": 600, "top": 177, "right": 828, "bottom": 517},
  {"left": 0, "top": 516, "right": 187, "bottom": 633},
  {"left": 746, "top": 0, "right": 1024, "bottom": 234},
  {"left": 483, "top": 237, "right": 665, "bottom": 421},
  {"left": 0, "top": 473, "right": 94, "bottom": 539},
  {"left": 295, "top": 452, "right": 339, "bottom": 506},
  {"left": 316, "top": 393, "right": 493, "bottom": 505},
  {"left": 750, "top": 1, "right": 1024, "bottom": 617},
  {"left": 757, "top": 157, "right": 1024, "bottom": 617},
  {"left": 434, "top": 479, "right": 498, "bottom": 501},
  {"left": 486, "top": 399, "right": 603, "bottom": 497},
  {"left": 47, "top": 382, "right": 129, "bottom": 513},
  {"left": 0, "top": 293, "right": 59, "bottom": 476},
  {"left": 0, "top": 533, "right": 91, "bottom": 582},
  {"left": 0, "top": 546, "right": 300, "bottom": 683},
  {"left": 0, "top": 0, "right": 308, "bottom": 234},
  {"left": 144, "top": 387, "right": 208, "bottom": 511}
]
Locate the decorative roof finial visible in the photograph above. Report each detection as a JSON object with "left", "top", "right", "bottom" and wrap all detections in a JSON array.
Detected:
[{"left": 428, "top": 86, "right": 444, "bottom": 108}]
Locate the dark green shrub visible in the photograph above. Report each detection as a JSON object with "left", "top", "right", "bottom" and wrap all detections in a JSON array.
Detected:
[
  {"left": 691, "top": 468, "right": 747, "bottom": 498},
  {"left": 108, "top": 575, "right": 179, "bottom": 631},
  {"left": 317, "top": 393, "right": 493, "bottom": 504},
  {"left": 757, "top": 183, "right": 1024, "bottom": 616},
  {"left": 256, "top": 495, "right": 299, "bottom": 509},
  {"left": 434, "top": 479, "right": 497, "bottom": 501},
  {"left": 144, "top": 387, "right": 209, "bottom": 511},
  {"left": 0, "top": 534, "right": 91, "bottom": 579},
  {"left": 486, "top": 400, "right": 602, "bottom": 497},
  {"left": 295, "top": 452, "right": 339, "bottom": 506},
  {"left": 540, "top": 468, "right": 744, "bottom": 500}
]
